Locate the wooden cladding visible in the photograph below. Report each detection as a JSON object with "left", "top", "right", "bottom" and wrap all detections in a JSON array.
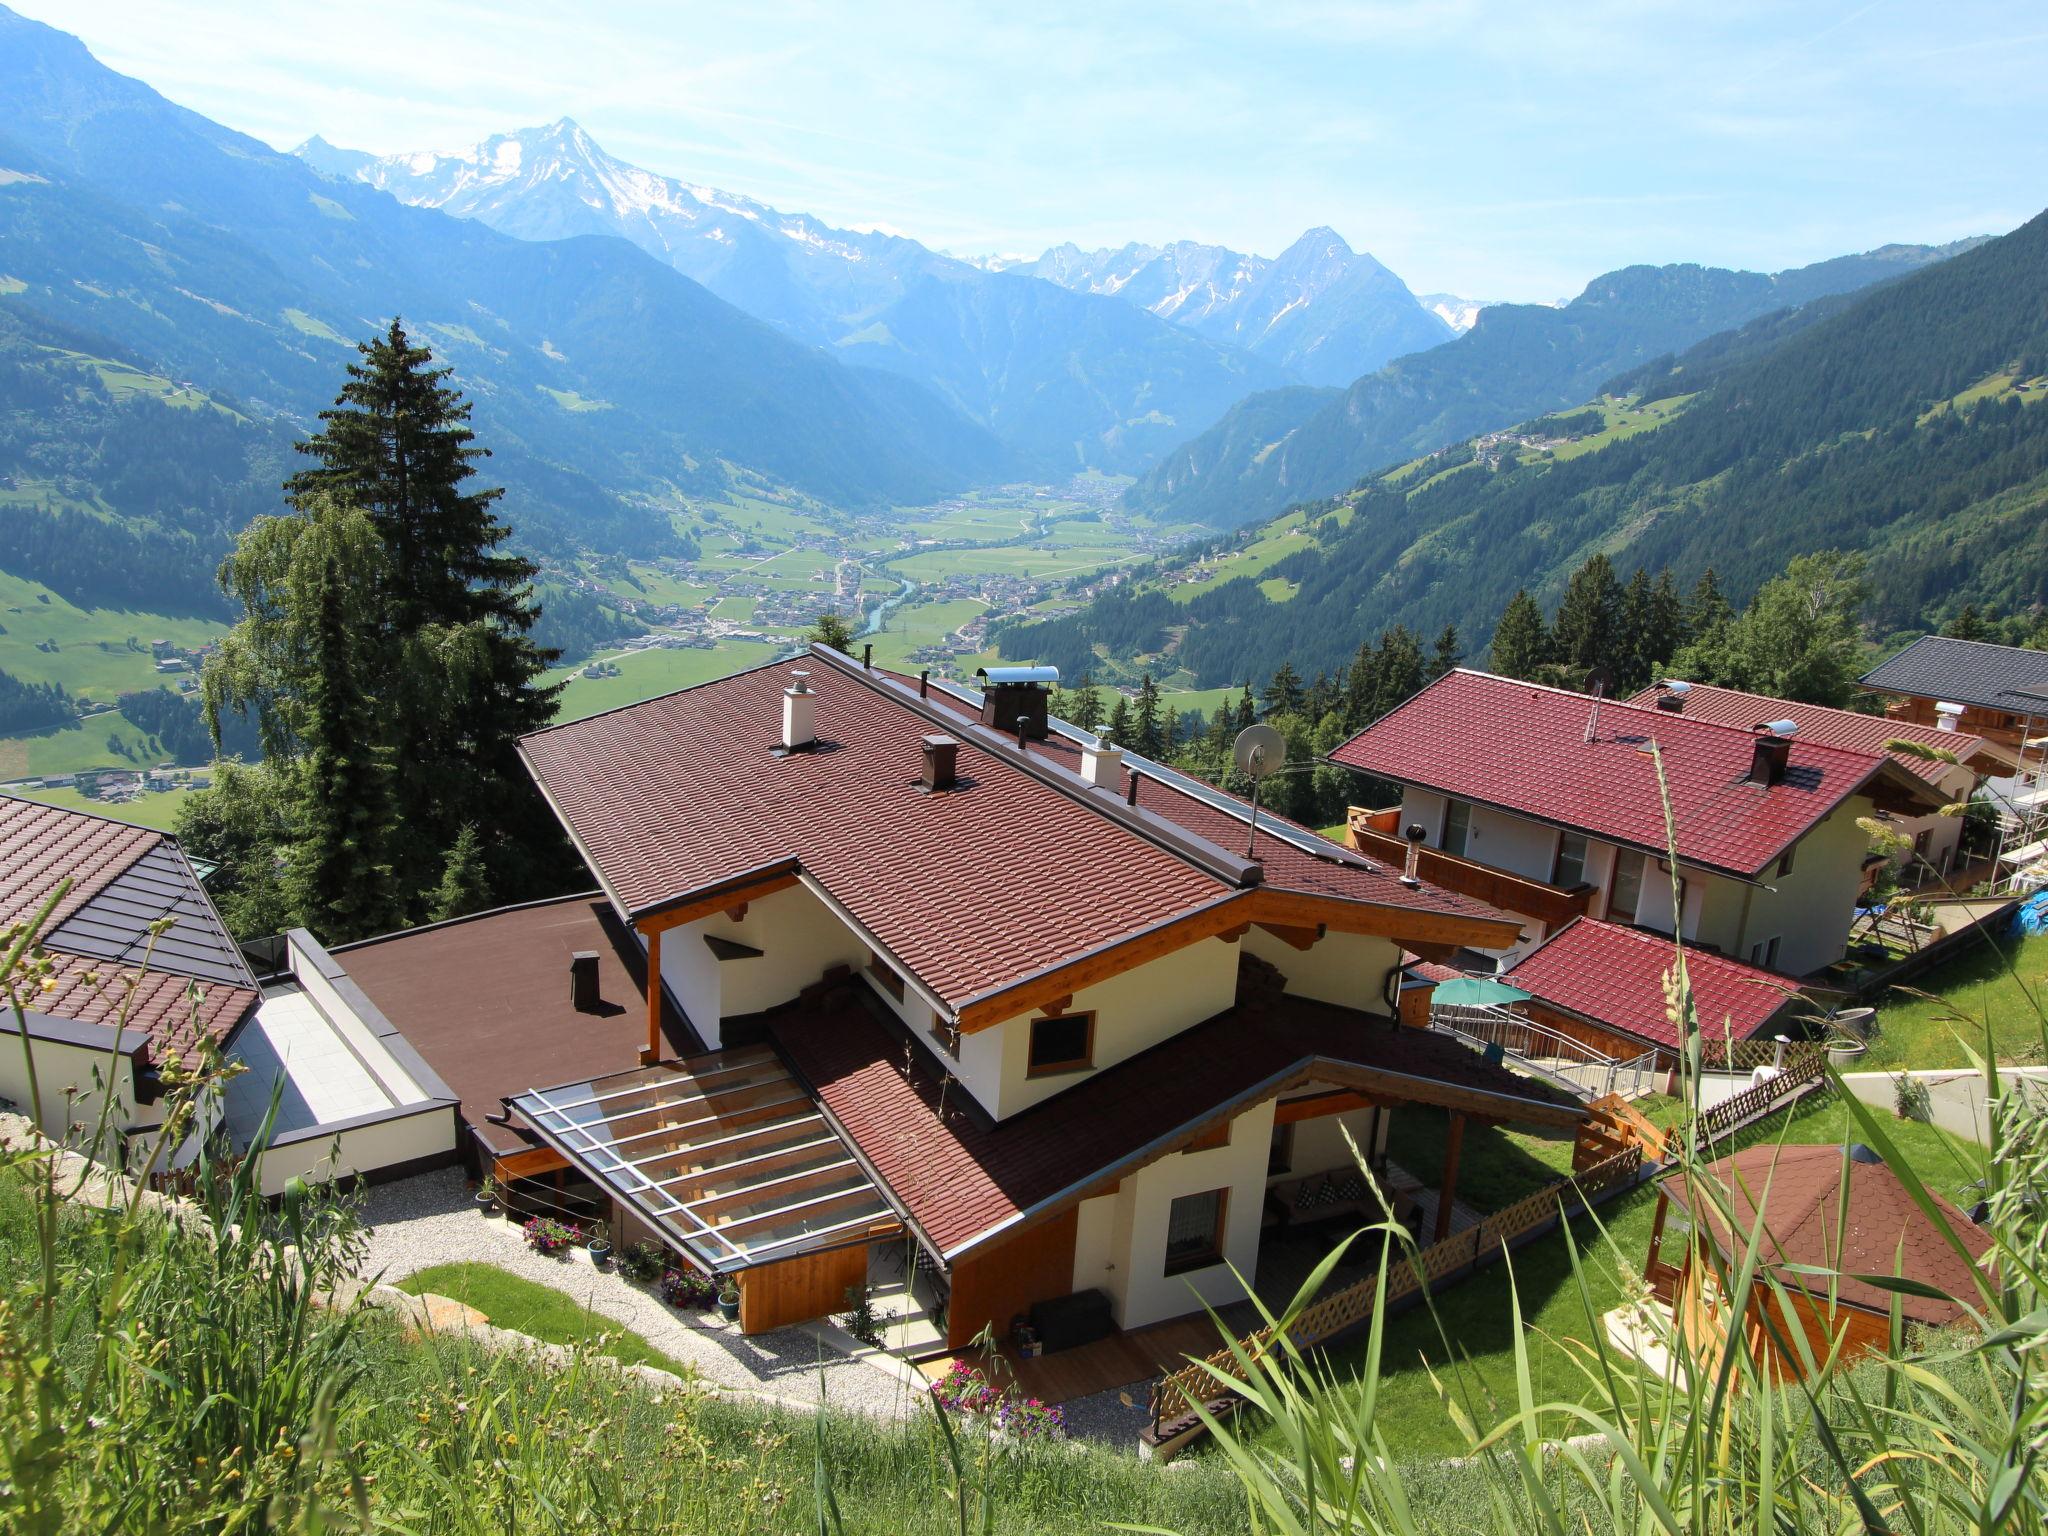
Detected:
[
  {"left": 1347, "top": 814, "right": 1593, "bottom": 931},
  {"left": 947, "top": 1207, "right": 1079, "bottom": 1350},
  {"left": 737, "top": 1242, "right": 872, "bottom": 1335}
]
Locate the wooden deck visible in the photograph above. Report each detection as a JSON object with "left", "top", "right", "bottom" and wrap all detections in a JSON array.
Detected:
[{"left": 916, "top": 1302, "right": 1259, "bottom": 1405}]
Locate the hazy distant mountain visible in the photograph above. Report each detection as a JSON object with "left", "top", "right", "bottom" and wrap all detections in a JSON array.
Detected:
[
  {"left": 300, "top": 121, "right": 1287, "bottom": 474},
  {"left": 1416, "top": 293, "right": 1496, "bottom": 333},
  {"left": 0, "top": 3, "right": 1007, "bottom": 601},
  {"left": 1017, "top": 228, "right": 1452, "bottom": 386},
  {"left": 1127, "top": 242, "right": 1981, "bottom": 528}
]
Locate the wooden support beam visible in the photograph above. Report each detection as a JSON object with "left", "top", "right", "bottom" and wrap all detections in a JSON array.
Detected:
[
  {"left": 1218, "top": 923, "right": 1251, "bottom": 943},
  {"left": 1435, "top": 1111, "right": 1466, "bottom": 1244},
  {"left": 1255, "top": 921, "right": 1325, "bottom": 952},
  {"left": 725, "top": 902, "right": 750, "bottom": 923},
  {"left": 635, "top": 869, "right": 799, "bottom": 934},
  {"left": 642, "top": 926, "right": 663, "bottom": 1066},
  {"left": 492, "top": 1146, "right": 568, "bottom": 1182}
]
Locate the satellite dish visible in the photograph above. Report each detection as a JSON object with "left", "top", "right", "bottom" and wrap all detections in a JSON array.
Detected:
[
  {"left": 1583, "top": 665, "right": 1614, "bottom": 698},
  {"left": 1233, "top": 723, "right": 1287, "bottom": 779}
]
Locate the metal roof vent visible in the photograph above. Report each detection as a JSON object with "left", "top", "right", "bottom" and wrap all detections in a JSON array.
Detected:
[
  {"left": 1655, "top": 679, "right": 1692, "bottom": 712},
  {"left": 1400, "top": 822, "right": 1427, "bottom": 887},
  {"left": 1935, "top": 700, "right": 1965, "bottom": 732},
  {"left": 975, "top": 664, "right": 1056, "bottom": 740},
  {"left": 920, "top": 733, "right": 960, "bottom": 792},
  {"left": 1747, "top": 720, "right": 1795, "bottom": 786}
]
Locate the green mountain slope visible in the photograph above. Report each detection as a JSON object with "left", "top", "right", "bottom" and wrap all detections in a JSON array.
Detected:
[
  {"left": 1002, "top": 210, "right": 2048, "bottom": 690},
  {"left": 0, "top": 4, "right": 1006, "bottom": 588},
  {"left": 1128, "top": 243, "right": 1980, "bottom": 530}
]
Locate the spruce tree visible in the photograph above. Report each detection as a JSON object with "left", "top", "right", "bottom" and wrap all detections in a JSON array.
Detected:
[
  {"left": 1371, "top": 626, "right": 1425, "bottom": 721},
  {"left": 811, "top": 611, "right": 857, "bottom": 651},
  {"left": 1616, "top": 567, "right": 1654, "bottom": 689},
  {"left": 1551, "top": 554, "right": 1622, "bottom": 681},
  {"left": 427, "top": 824, "right": 492, "bottom": 923},
  {"left": 1304, "top": 669, "right": 1336, "bottom": 723},
  {"left": 1643, "top": 568, "right": 1688, "bottom": 680},
  {"left": 1133, "top": 673, "right": 1164, "bottom": 757},
  {"left": 284, "top": 517, "right": 401, "bottom": 942},
  {"left": 280, "top": 321, "right": 562, "bottom": 906},
  {"left": 1234, "top": 684, "right": 1256, "bottom": 730},
  {"left": 1491, "top": 589, "right": 1551, "bottom": 680},
  {"left": 1343, "top": 639, "right": 1379, "bottom": 729},
  {"left": 1070, "top": 671, "right": 1104, "bottom": 733},
  {"left": 1689, "top": 567, "right": 1735, "bottom": 638},
  {"left": 1947, "top": 603, "right": 1989, "bottom": 642},
  {"left": 1105, "top": 695, "right": 1133, "bottom": 748},
  {"left": 1427, "top": 624, "right": 1463, "bottom": 681},
  {"left": 1262, "top": 661, "right": 1305, "bottom": 716}
]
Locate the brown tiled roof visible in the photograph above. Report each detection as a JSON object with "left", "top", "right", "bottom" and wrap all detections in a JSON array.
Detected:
[
  {"left": 911, "top": 676, "right": 1510, "bottom": 930},
  {"left": 520, "top": 654, "right": 1508, "bottom": 1012},
  {"left": 1623, "top": 682, "right": 1989, "bottom": 785},
  {"left": 771, "top": 982, "right": 1583, "bottom": 1258},
  {"left": 1668, "top": 1144, "right": 1993, "bottom": 1326},
  {"left": 337, "top": 896, "right": 696, "bottom": 1156},
  {"left": 1505, "top": 917, "right": 1801, "bottom": 1051},
  {"left": 0, "top": 796, "right": 255, "bottom": 1057},
  {"left": 1332, "top": 670, "right": 1941, "bottom": 878}
]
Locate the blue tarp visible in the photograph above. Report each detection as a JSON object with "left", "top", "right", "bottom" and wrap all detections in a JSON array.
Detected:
[{"left": 2010, "top": 890, "right": 2048, "bottom": 937}]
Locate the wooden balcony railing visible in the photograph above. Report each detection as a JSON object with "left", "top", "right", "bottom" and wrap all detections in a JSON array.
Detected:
[{"left": 1345, "top": 806, "right": 1596, "bottom": 931}]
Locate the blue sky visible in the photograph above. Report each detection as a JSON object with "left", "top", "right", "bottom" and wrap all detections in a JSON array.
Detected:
[{"left": 18, "top": 0, "right": 2047, "bottom": 300}]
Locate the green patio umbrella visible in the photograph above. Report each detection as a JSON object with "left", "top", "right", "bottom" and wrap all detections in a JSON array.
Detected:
[{"left": 1429, "top": 976, "right": 1532, "bottom": 1007}]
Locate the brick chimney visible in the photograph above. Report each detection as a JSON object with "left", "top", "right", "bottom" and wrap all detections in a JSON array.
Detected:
[
  {"left": 921, "top": 733, "right": 960, "bottom": 792},
  {"left": 569, "top": 951, "right": 600, "bottom": 1012},
  {"left": 1747, "top": 720, "right": 1796, "bottom": 785},
  {"left": 1654, "top": 679, "right": 1692, "bottom": 713}
]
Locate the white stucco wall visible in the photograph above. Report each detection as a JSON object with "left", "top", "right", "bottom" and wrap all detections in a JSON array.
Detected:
[
  {"left": 1094, "top": 1099, "right": 1275, "bottom": 1330},
  {"left": 983, "top": 937, "right": 1240, "bottom": 1118},
  {"left": 1462, "top": 804, "right": 1561, "bottom": 882},
  {"left": 1276, "top": 1103, "right": 1389, "bottom": 1179},
  {"left": 0, "top": 1029, "right": 141, "bottom": 1140},
  {"left": 256, "top": 1105, "right": 456, "bottom": 1196},
  {"left": 664, "top": 882, "right": 874, "bottom": 1048},
  {"left": 1738, "top": 800, "right": 1875, "bottom": 976},
  {"left": 1243, "top": 927, "right": 1401, "bottom": 1012},
  {"left": 1398, "top": 788, "right": 1447, "bottom": 844}
]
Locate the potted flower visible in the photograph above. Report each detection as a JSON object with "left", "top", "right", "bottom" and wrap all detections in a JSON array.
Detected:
[
  {"left": 587, "top": 1220, "right": 613, "bottom": 1268},
  {"left": 716, "top": 1278, "right": 741, "bottom": 1322},
  {"left": 474, "top": 1174, "right": 499, "bottom": 1217},
  {"left": 619, "top": 1241, "right": 665, "bottom": 1284},
  {"left": 522, "top": 1215, "right": 580, "bottom": 1256},
  {"left": 660, "top": 1266, "right": 715, "bottom": 1309}
]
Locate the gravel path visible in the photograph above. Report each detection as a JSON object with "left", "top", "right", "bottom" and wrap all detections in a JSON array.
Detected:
[{"left": 355, "top": 1168, "right": 924, "bottom": 1422}]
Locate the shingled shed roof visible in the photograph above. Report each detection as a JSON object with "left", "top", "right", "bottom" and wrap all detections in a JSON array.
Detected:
[
  {"left": 771, "top": 982, "right": 1583, "bottom": 1259},
  {"left": 1624, "top": 681, "right": 1990, "bottom": 784},
  {"left": 1861, "top": 634, "right": 2048, "bottom": 716},
  {"left": 1504, "top": 917, "right": 1801, "bottom": 1051},
  {"left": 0, "top": 796, "right": 257, "bottom": 1058},
  {"left": 1668, "top": 1143, "right": 1993, "bottom": 1326},
  {"left": 1332, "top": 670, "right": 1942, "bottom": 878},
  {"left": 519, "top": 649, "right": 1515, "bottom": 1016}
]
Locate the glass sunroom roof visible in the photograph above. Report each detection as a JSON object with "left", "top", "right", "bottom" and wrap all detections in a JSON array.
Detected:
[{"left": 507, "top": 1046, "right": 900, "bottom": 1274}]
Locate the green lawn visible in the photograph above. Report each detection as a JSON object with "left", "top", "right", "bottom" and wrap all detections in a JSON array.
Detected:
[
  {"left": 0, "top": 571, "right": 227, "bottom": 704},
  {"left": 1274, "top": 1091, "right": 1986, "bottom": 1460},
  {"left": 396, "top": 1262, "right": 695, "bottom": 1379},
  {"left": 545, "top": 640, "right": 781, "bottom": 722},
  {"left": 1864, "top": 931, "right": 2048, "bottom": 1071}
]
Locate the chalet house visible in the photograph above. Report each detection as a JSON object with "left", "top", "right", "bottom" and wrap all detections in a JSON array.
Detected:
[
  {"left": 1860, "top": 633, "right": 2048, "bottom": 829},
  {"left": 0, "top": 796, "right": 458, "bottom": 1192},
  {"left": 1636, "top": 1144, "right": 1993, "bottom": 1382},
  {"left": 1331, "top": 670, "right": 1947, "bottom": 980},
  {"left": 432, "top": 645, "right": 1586, "bottom": 1347},
  {"left": 1623, "top": 680, "right": 1989, "bottom": 885}
]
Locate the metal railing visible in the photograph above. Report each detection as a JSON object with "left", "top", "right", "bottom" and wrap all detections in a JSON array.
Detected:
[{"left": 1429, "top": 1002, "right": 1658, "bottom": 1101}]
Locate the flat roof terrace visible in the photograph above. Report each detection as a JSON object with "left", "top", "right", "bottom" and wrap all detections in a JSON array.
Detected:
[{"left": 336, "top": 895, "right": 698, "bottom": 1158}]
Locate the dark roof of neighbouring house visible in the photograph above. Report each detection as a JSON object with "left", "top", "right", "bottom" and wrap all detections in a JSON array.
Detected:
[
  {"left": 1861, "top": 635, "right": 2048, "bottom": 717},
  {"left": 769, "top": 977, "right": 1584, "bottom": 1259},
  {"left": 1502, "top": 917, "right": 1803, "bottom": 1051},
  {"left": 0, "top": 796, "right": 257, "bottom": 1060},
  {"left": 1331, "top": 670, "right": 1944, "bottom": 878},
  {"left": 336, "top": 894, "right": 698, "bottom": 1156},
  {"left": 1624, "top": 681, "right": 1991, "bottom": 785},
  {"left": 1667, "top": 1143, "right": 1993, "bottom": 1326},
  {"left": 517, "top": 648, "right": 1514, "bottom": 1015}
]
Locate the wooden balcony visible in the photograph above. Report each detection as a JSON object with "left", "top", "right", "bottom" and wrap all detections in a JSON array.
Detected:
[{"left": 1345, "top": 806, "right": 1596, "bottom": 932}]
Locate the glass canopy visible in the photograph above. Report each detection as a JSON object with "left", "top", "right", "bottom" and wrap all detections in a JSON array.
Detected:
[{"left": 508, "top": 1046, "right": 899, "bottom": 1274}]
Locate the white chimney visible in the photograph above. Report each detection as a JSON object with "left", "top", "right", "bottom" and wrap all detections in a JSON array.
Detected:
[
  {"left": 782, "top": 670, "right": 815, "bottom": 751},
  {"left": 1080, "top": 737, "right": 1123, "bottom": 790},
  {"left": 1935, "top": 701, "right": 1964, "bottom": 733}
]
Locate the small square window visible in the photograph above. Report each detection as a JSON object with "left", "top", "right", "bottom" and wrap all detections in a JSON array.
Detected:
[
  {"left": 1776, "top": 846, "right": 1796, "bottom": 879},
  {"left": 1164, "top": 1188, "right": 1228, "bottom": 1276},
  {"left": 1027, "top": 1011, "right": 1094, "bottom": 1077}
]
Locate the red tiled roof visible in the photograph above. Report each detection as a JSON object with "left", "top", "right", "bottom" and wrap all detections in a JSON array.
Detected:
[
  {"left": 1669, "top": 1143, "right": 1992, "bottom": 1326},
  {"left": 520, "top": 654, "right": 1510, "bottom": 1011},
  {"left": 0, "top": 796, "right": 253, "bottom": 1058},
  {"left": 1504, "top": 917, "right": 1799, "bottom": 1050},
  {"left": 1332, "top": 670, "right": 1926, "bottom": 877},
  {"left": 1623, "top": 682, "right": 1986, "bottom": 786},
  {"left": 36, "top": 953, "right": 258, "bottom": 1065},
  {"left": 772, "top": 982, "right": 1583, "bottom": 1257},
  {"left": 0, "top": 795, "right": 161, "bottom": 931}
]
